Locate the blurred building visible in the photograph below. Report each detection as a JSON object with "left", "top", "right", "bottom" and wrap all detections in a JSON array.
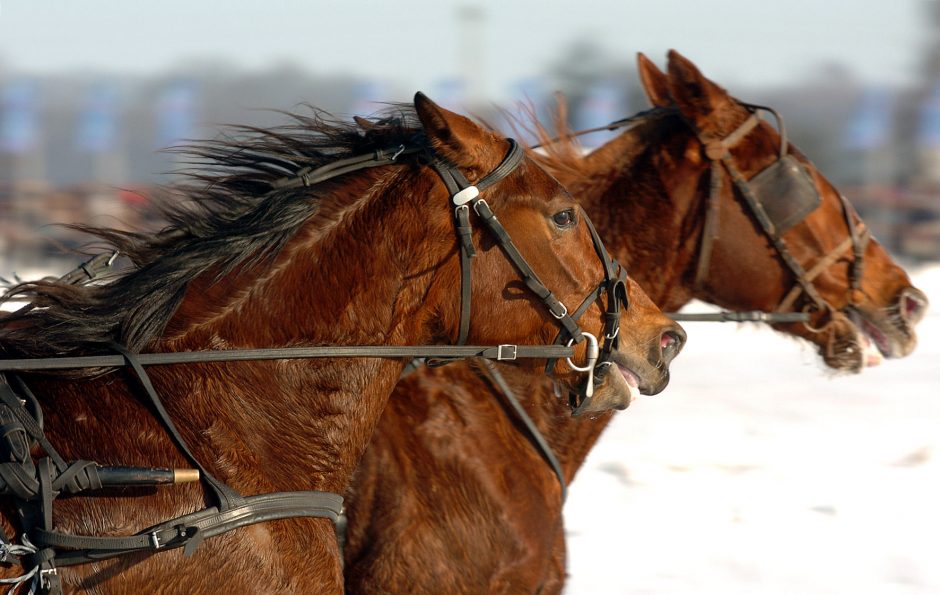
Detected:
[{"left": 3, "top": 27, "right": 940, "bottom": 273}]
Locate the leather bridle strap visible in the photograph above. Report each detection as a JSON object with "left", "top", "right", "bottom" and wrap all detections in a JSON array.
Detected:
[
  {"left": 270, "top": 145, "right": 423, "bottom": 190},
  {"left": 690, "top": 105, "right": 868, "bottom": 320},
  {"left": 692, "top": 113, "right": 760, "bottom": 290},
  {"left": 35, "top": 490, "right": 345, "bottom": 567},
  {"left": 542, "top": 214, "right": 629, "bottom": 414},
  {"left": 718, "top": 152, "right": 831, "bottom": 312},
  {"left": 776, "top": 220, "right": 870, "bottom": 313}
]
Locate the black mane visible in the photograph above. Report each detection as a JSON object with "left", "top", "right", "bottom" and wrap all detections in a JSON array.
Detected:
[{"left": 0, "top": 104, "right": 427, "bottom": 360}]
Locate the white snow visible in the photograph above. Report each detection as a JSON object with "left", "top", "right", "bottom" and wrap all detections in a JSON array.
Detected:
[{"left": 565, "top": 264, "right": 940, "bottom": 594}]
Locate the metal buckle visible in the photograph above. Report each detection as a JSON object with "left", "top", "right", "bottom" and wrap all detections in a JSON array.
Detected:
[
  {"left": 551, "top": 302, "right": 568, "bottom": 319},
  {"left": 149, "top": 530, "right": 164, "bottom": 549},
  {"left": 605, "top": 326, "right": 619, "bottom": 340},
  {"left": 39, "top": 567, "right": 58, "bottom": 588},
  {"left": 496, "top": 344, "right": 517, "bottom": 361}
]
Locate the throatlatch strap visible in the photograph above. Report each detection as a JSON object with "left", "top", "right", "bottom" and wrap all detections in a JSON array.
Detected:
[{"left": 109, "top": 344, "right": 244, "bottom": 512}]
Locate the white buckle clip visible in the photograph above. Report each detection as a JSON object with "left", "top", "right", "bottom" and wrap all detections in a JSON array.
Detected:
[
  {"left": 496, "top": 344, "right": 517, "bottom": 361},
  {"left": 149, "top": 531, "right": 163, "bottom": 549},
  {"left": 452, "top": 185, "right": 480, "bottom": 206}
]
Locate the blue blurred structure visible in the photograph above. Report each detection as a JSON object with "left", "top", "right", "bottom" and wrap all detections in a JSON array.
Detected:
[
  {"left": 0, "top": 80, "right": 39, "bottom": 154},
  {"left": 75, "top": 83, "right": 120, "bottom": 154},
  {"left": 844, "top": 88, "right": 895, "bottom": 151},
  {"left": 155, "top": 80, "right": 199, "bottom": 149}
]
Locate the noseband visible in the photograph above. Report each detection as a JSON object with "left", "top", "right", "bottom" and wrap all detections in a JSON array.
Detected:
[{"left": 689, "top": 104, "right": 871, "bottom": 325}]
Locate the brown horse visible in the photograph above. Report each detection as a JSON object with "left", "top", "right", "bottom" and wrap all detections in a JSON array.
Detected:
[
  {"left": 0, "top": 94, "right": 683, "bottom": 592},
  {"left": 342, "top": 51, "right": 929, "bottom": 593}
]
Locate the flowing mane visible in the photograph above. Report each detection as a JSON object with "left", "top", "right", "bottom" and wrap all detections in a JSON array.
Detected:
[
  {"left": 509, "top": 97, "right": 678, "bottom": 183},
  {"left": 0, "top": 105, "right": 427, "bottom": 359}
]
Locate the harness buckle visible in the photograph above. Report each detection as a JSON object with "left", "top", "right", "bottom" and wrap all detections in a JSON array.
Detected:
[
  {"left": 149, "top": 530, "right": 164, "bottom": 549},
  {"left": 605, "top": 326, "right": 620, "bottom": 340},
  {"left": 452, "top": 185, "right": 480, "bottom": 206},
  {"left": 496, "top": 344, "right": 517, "bottom": 361},
  {"left": 550, "top": 303, "right": 569, "bottom": 320},
  {"left": 40, "top": 566, "right": 58, "bottom": 588}
]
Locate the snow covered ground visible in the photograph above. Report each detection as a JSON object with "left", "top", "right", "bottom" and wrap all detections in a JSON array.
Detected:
[{"left": 565, "top": 264, "right": 940, "bottom": 595}]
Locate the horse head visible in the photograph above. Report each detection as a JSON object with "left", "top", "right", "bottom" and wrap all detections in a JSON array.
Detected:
[
  {"left": 413, "top": 94, "right": 684, "bottom": 413},
  {"left": 635, "top": 50, "right": 926, "bottom": 373}
]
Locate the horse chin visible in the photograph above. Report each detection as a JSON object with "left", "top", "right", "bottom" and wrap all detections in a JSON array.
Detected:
[
  {"left": 575, "top": 365, "right": 638, "bottom": 415},
  {"left": 573, "top": 355, "right": 667, "bottom": 416}
]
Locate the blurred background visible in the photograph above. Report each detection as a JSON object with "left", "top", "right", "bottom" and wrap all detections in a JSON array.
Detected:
[
  {"left": 2, "top": 0, "right": 940, "bottom": 271},
  {"left": 1, "top": 1, "right": 939, "bottom": 593}
]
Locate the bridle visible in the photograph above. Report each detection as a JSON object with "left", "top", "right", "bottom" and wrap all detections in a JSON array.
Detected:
[
  {"left": 535, "top": 104, "right": 870, "bottom": 328},
  {"left": 687, "top": 103, "right": 871, "bottom": 330},
  {"left": 426, "top": 139, "right": 628, "bottom": 406},
  {"left": 0, "top": 133, "right": 629, "bottom": 593}
]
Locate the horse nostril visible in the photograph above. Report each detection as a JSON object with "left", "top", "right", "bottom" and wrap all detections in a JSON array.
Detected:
[
  {"left": 899, "top": 289, "right": 928, "bottom": 325},
  {"left": 660, "top": 330, "right": 684, "bottom": 359}
]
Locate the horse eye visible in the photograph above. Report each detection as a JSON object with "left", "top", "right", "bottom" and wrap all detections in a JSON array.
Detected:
[{"left": 552, "top": 209, "right": 576, "bottom": 228}]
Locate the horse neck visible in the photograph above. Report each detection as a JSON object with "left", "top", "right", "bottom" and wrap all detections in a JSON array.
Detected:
[
  {"left": 571, "top": 118, "right": 705, "bottom": 312},
  {"left": 517, "top": 122, "right": 711, "bottom": 480},
  {"left": 158, "top": 172, "right": 452, "bottom": 494}
]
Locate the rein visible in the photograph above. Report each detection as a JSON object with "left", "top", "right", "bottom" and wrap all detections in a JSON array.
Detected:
[{"left": 0, "top": 132, "right": 624, "bottom": 593}]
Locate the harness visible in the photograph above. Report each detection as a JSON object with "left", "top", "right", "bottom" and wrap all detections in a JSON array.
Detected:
[
  {"left": 0, "top": 136, "right": 628, "bottom": 593},
  {"left": 689, "top": 103, "right": 871, "bottom": 326}
]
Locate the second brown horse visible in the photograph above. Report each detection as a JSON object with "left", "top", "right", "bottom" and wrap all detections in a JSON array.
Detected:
[{"left": 342, "top": 51, "right": 928, "bottom": 593}]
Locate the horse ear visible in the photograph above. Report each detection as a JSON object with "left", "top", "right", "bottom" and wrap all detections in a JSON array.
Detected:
[
  {"left": 666, "top": 49, "right": 734, "bottom": 133},
  {"left": 414, "top": 91, "right": 495, "bottom": 167},
  {"left": 637, "top": 53, "right": 671, "bottom": 107}
]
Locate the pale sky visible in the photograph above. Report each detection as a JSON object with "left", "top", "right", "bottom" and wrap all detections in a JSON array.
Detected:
[{"left": 0, "top": 0, "right": 929, "bottom": 101}]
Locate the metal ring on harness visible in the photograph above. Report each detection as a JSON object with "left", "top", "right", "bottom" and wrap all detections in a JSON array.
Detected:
[{"left": 565, "top": 332, "right": 599, "bottom": 399}]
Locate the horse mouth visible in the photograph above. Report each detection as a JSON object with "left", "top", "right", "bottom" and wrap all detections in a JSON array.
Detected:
[
  {"left": 608, "top": 362, "right": 641, "bottom": 408},
  {"left": 845, "top": 305, "right": 918, "bottom": 367},
  {"left": 607, "top": 351, "right": 666, "bottom": 398}
]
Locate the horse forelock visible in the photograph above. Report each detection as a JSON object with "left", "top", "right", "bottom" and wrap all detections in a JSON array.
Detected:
[{"left": 0, "top": 104, "right": 430, "bottom": 362}]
